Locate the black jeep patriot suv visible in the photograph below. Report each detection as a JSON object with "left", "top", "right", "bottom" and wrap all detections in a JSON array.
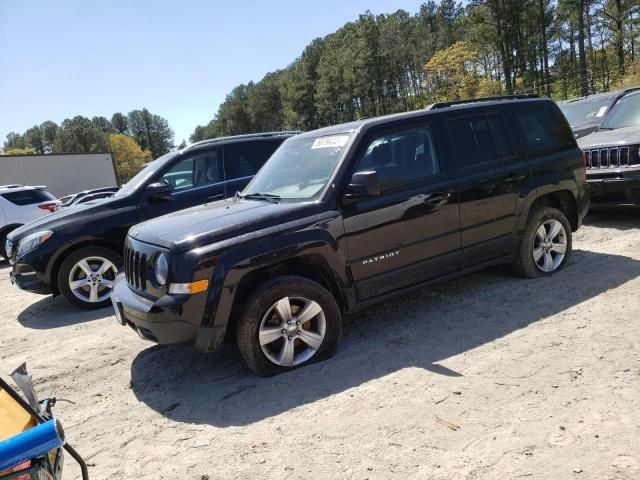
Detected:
[
  {"left": 7, "top": 132, "right": 295, "bottom": 309},
  {"left": 112, "top": 96, "right": 589, "bottom": 376}
]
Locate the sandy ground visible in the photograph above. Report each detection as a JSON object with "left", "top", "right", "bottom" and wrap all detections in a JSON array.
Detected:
[{"left": 1, "top": 211, "right": 639, "bottom": 480}]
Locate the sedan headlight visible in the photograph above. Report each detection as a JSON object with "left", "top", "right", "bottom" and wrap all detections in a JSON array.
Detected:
[
  {"left": 16, "top": 231, "right": 53, "bottom": 256},
  {"left": 155, "top": 253, "right": 169, "bottom": 286}
]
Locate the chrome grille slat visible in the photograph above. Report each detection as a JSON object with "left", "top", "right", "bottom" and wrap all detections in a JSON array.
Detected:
[
  {"left": 585, "top": 146, "right": 635, "bottom": 170},
  {"left": 123, "top": 240, "right": 157, "bottom": 293}
]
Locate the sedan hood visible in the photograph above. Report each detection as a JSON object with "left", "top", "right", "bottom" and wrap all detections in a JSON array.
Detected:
[
  {"left": 129, "top": 199, "right": 324, "bottom": 252},
  {"left": 578, "top": 126, "right": 640, "bottom": 149},
  {"left": 7, "top": 197, "right": 129, "bottom": 242}
]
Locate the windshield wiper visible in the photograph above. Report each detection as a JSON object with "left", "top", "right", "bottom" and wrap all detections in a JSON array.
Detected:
[{"left": 238, "top": 192, "right": 281, "bottom": 204}]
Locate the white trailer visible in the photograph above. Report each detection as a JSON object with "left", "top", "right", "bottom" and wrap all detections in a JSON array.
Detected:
[{"left": 0, "top": 153, "right": 118, "bottom": 197}]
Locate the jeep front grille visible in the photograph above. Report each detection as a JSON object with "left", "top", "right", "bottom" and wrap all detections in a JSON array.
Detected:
[
  {"left": 124, "top": 244, "right": 147, "bottom": 290},
  {"left": 584, "top": 146, "right": 634, "bottom": 169}
]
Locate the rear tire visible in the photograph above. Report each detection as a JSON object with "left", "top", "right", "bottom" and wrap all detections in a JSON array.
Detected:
[
  {"left": 513, "top": 206, "right": 572, "bottom": 278},
  {"left": 57, "top": 246, "right": 122, "bottom": 309},
  {"left": 236, "top": 275, "right": 342, "bottom": 376}
]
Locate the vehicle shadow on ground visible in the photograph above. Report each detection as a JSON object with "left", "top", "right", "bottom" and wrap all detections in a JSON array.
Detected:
[
  {"left": 17, "top": 295, "right": 112, "bottom": 328},
  {"left": 130, "top": 249, "right": 640, "bottom": 427},
  {"left": 585, "top": 209, "right": 640, "bottom": 230}
]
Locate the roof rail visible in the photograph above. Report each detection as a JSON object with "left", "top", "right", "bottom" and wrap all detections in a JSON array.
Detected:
[
  {"left": 186, "top": 131, "right": 301, "bottom": 150},
  {"left": 427, "top": 94, "right": 540, "bottom": 110},
  {"left": 0, "top": 184, "right": 23, "bottom": 189}
]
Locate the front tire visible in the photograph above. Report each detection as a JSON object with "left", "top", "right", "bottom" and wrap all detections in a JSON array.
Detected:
[
  {"left": 0, "top": 233, "right": 7, "bottom": 260},
  {"left": 513, "top": 206, "right": 572, "bottom": 278},
  {"left": 57, "top": 246, "right": 122, "bottom": 309},
  {"left": 236, "top": 276, "right": 342, "bottom": 376}
]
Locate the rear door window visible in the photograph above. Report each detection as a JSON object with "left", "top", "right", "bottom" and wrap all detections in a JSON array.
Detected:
[
  {"left": 448, "top": 113, "right": 513, "bottom": 169},
  {"left": 1, "top": 189, "right": 55, "bottom": 205},
  {"left": 224, "top": 140, "right": 281, "bottom": 180},
  {"left": 513, "top": 105, "right": 574, "bottom": 152}
]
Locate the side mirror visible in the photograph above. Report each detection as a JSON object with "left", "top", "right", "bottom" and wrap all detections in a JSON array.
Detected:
[
  {"left": 145, "top": 182, "right": 172, "bottom": 201},
  {"left": 344, "top": 171, "right": 381, "bottom": 198}
]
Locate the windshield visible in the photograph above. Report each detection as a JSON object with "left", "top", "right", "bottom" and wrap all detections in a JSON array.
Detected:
[
  {"left": 243, "top": 134, "right": 351, "bottom": 200},
  {"left": 114, "top": 152, "right": 177, "bottom": 198},
  {"left": 599, "top": 92, "right": 640, "bottom": 130},
  {"left": 559, "top": 95, "right": 613, "bottom": 126}
]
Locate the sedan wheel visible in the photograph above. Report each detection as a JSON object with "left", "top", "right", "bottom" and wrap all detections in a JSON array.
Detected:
[{"left": 68, "top": 256, "right": 118, "bottom": 303}]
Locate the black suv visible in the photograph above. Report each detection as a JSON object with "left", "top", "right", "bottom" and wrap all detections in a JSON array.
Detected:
[
  {"left": 7, "top": 132, "right": 296, "bottom": 309},
  {"left": 112, "top": 96, "right": 589, "bottom": 376},
  {"left": 577, "top": 89, "right": 640, "bottom": 205},
  {"left": 558, "top": 87, "right": 640, "bottom": 139}
]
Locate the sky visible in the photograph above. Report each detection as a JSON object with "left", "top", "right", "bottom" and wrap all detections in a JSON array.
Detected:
[{"left": 0, "top": 0, "right": 427, "bottom": 147}]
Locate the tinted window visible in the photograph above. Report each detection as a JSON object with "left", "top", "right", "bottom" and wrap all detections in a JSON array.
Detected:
[
  {"left": 599, "top": 92, "right": 640, "bottom": 130},
  {"left": 355, "top": 125, "right": 440, "bottom": 190},
  {"left": 514, "top": 106, "right": 574, "bottom": 152},
  {"left": 559, "top": 95, "right": 614, "bottom": 126},
  {"left": 225, "top": 140, "right": 280, "bottom": 179},
  {"left": 2, "top": 189, "right": 55, "bottom": 205},
  {"left": 486, "top": 114, "right": 513, "bottom": 158},
  {"left": 450, "top": 115, "right": 501, "bottom": 167},
  {"left": 160, "top": 149, "right": 222, "bottom": 192}
]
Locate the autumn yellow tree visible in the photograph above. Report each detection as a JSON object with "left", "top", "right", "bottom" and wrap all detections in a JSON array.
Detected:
[
  {"left": 425, "top": 41, "right": 500, "bottom": 102},
  {"left": 107, "top": 133, "right": 152, "bottom": 182}
]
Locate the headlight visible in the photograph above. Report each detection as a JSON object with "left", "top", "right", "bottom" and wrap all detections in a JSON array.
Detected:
[
  {"left": 5, "top": 238, "right": 13, "bottom": 258},
  {"left": 16, "top": 231, "right": 53, "bottom": 256},
  {"left": 155, "top": 253, "right": 168, "bottom": 286}
]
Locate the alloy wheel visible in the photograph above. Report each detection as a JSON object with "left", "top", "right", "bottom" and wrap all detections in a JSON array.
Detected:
[
  {"left": 68, "top": 256, "right": 118, "bottom": 303},
  {"left": 258, "top": 296, "right": 326, "bottom": 367},
  {"left": 532, "top": 219, "right": 567, "bottom": 273}
]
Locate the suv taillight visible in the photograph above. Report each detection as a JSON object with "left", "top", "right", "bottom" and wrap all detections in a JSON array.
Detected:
[{"left": 39, "top": 203, "right": 57, "bottom": 213}]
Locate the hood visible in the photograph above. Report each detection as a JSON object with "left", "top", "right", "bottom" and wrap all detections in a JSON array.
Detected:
[
  {"left": 578, "top": 126, "right": 640, "bottom": 149},
  {"left": 129, "top": 199, "right": 324, "bottom": 252},
  {"left": 571, "top": 121, "right": 599, "bottom": 140},
  {"left": 6, "top": 197, "right": 125, "bottom": 242}
]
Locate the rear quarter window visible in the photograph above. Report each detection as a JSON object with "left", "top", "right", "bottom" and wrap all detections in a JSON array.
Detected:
[
  {"left": 1, "top": 189, "right": 55, "bottom": 206},
  {"left": 513, "top": 104, "right": 575, "bottom": 153}
]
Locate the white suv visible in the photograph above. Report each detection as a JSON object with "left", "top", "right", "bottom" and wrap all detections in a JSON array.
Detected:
[{"left": 0, "top": 185, "right": 56, "bottom": 259}]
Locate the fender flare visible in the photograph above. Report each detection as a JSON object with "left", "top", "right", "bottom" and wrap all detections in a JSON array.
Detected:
[{"left": 204, "top": 229, "right": 349, "bottom": 328}]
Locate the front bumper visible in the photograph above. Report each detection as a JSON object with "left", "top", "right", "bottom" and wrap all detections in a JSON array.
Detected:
[
  {"left": 10, "top": 262, "right": 52, "bottom": 295},
  {"left": 111, "top": 273, "right": 225, "bottom": 353},
  {"left": 587, "top": 166, "right": 640, "bottom": 206}
]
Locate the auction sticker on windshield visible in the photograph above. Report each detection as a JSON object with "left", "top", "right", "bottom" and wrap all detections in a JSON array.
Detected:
[{"left": 312, "top": 135, "right": 350, "bottom": 149}]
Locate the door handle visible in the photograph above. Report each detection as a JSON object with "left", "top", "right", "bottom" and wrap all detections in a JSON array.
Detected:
[
  {"left": 424, "top": 192, "right": 452, "bottom": 204},
  {"left": 504, "top": 173, "right": 525, "bottom": 183},
  {"left": 206, "top": 194, "right": 224, "bottom": 202}
]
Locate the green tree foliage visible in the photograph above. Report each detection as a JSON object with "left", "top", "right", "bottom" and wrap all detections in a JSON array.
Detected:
[
  {"left": 2, "top": 147, "right": 38, "bottom": 155},
  {"left": 40, "top": 121, "right": 58, "bottom": 153},
  {"left": 110, "top": 112, "right": 130, "bottom": 134},
  {"left": 128, "top": 108, "right": 175, "bottom": 158},
  {"left": 4, "top": 110, "right": 174, "bottom": 160},
  {"left": 192, "top": 0, "right": 640, "bottom": 140},
  {"left": 53, "top": 116, "right": 108, "bottom": 153}
]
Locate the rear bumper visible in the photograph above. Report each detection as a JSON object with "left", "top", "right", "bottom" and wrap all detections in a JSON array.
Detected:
[
  {"left": 10, "top": 262, "right": 52, "bottom": 295},
  {"left": 587, "top": 167, "right": 640, "bottom": 206},
  {"left": 111, "top": 273, "right": 225, "bottom": 353}
]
